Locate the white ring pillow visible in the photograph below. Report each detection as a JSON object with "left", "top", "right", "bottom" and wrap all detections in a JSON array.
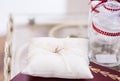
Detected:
[{"left": 22, "top": 37, "right": 93, "bottom": 79}]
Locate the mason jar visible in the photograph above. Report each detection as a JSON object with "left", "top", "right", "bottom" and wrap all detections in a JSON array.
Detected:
[
  {"left": 89, "top": 15, "right": 120, "bottom": 67},
  {"left": 89, "top": 0, "right": 120, "bottom": 67}
]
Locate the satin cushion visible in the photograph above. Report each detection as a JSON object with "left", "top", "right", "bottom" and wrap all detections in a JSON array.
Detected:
[{"left": 22, "top": 37, "right": 93, "bottom": 79}]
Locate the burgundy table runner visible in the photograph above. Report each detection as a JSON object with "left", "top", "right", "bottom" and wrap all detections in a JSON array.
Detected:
[{"left": 11, "top": 62, "right": 120, "bottom": 81}]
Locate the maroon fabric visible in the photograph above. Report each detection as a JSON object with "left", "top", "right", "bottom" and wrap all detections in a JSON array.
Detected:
[{"left": 11, "top": 62, "right": 120, "bottom": 81}]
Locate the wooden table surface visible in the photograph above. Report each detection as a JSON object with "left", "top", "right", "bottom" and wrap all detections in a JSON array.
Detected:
[{"left": 0, "top": 36, "right": 6, "bottom": 81}]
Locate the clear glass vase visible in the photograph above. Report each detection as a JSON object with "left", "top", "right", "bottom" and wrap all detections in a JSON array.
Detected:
[
  {"left": 89, "top": 0, "right": 120, "bottom": 67},
  {"left": 89, "top": 19, "right": 120, "bottom": 67}
]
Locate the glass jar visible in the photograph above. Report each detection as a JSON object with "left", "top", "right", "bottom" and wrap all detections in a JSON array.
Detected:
[
  {"left": 89, "top": 0, "right": 120, "bottom": 67},
  {"left": 89, "top": 16, "right": 120, "bottom": 67}
]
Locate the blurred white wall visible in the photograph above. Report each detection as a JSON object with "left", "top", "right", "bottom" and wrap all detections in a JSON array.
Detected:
[
  {"left": 0, "top": 0, "right": 89, "bottom": 36},
  {"left": 0, "top": 0, "right": 66, "bottom": 14},
  {"left": 66, "top": 0, "right": 89, "bottom": 14}
]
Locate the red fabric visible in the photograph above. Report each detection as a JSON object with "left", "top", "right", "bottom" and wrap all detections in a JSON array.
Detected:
[{"left": 10, "top": 62, "right": 120, "bottom": 81}]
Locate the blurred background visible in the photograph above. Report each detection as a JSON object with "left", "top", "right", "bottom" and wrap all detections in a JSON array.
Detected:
[
  {"left": 0, "top": 0, "right": 89, "bottom": 36},
  {"left": 0, "top": 0, "right": 89, "bottom": 80}
]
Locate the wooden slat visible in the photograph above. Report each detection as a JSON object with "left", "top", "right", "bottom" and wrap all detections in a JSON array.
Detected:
[
  {"left": 0, "top": 36, "right": 6, "bottom": 81},
  {"left": 0, "top": 53, "right": 4, "bottom": 81}
]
